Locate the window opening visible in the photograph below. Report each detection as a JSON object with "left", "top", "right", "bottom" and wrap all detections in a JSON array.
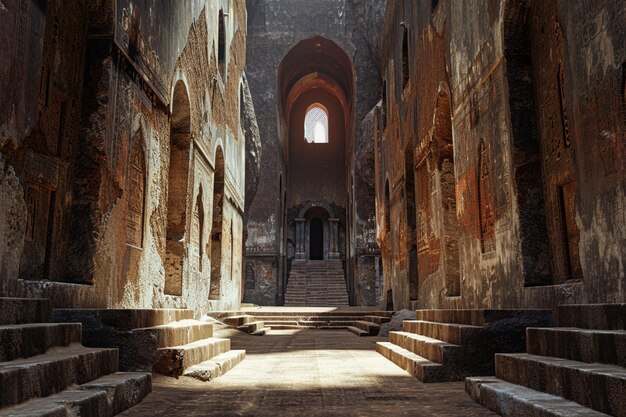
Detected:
[{"left": 304, "top": 104, "right": 329, "bottom": 143}]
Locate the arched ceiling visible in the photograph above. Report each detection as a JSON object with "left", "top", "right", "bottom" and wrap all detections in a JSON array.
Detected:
[{"left": 278, "top": 36, "right": 354, "bottom": 122}]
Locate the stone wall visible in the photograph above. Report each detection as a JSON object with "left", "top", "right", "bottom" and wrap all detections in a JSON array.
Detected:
[
  {"left": 376, "top": 0, "right": 625, "bottom": 311},
  {"left": 0, "top": 0, "right": 251, "bottom": 313}
]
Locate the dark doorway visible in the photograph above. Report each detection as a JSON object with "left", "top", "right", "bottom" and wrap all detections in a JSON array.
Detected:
[{"left": 310, "top": 218, "right": 324, "bottom": 260}]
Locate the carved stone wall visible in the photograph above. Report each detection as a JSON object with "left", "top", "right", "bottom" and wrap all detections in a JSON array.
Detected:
[
  {"left": 0, "top": 0, "right": 250, "bottom": 312},
  {"left": 376, "top": 0, "right": 625, "bottom": 310}
]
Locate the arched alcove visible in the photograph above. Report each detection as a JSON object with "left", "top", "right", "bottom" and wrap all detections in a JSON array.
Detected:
[
  {"left": 165, "top": 80, "right": 192, "bottom": 296},
  {"left": 210, "top": 146, "right": 225, "bottom": 300},
  {"left": 504, "top": 0, "right": 580, "bottom": 285}
]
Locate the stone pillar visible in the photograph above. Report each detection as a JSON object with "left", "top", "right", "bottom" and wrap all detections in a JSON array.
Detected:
[
  {"left": 329, "top": 218, "right": 340, "bottom": 259},
  {"left": 295, "top": 218, "right": 306, "bottom": 259}
]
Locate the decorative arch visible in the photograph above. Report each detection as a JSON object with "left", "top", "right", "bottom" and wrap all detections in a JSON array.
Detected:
[{"left": 298, "top": 201, "right": 336, "bottom": 220}]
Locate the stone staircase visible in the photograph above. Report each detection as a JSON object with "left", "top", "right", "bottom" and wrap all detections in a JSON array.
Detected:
[
  {"left": 222, "top": 314, "right": 269, "bottom": 335},
  {"left": 376, "top": 308, "right": 552, "bottom": 382},
  {"left": 210, "top": 310, "right": 393, "bottom": 336},
  {"left": 284, "top": 260, "right": 349, "bottom": 306},
  {"left": 53, "top": 309, "right": 245, "bottom": 382},
  {"left": 0, "top": 297, "right": 151, "bottom": 416},
  {"left": 467, "top": 303, "right": 626, "bottom": 417}
]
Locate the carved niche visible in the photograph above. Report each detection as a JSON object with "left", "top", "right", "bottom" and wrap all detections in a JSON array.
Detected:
[{"left": 125, "top": 135, "right": 146, "bottom": 247}]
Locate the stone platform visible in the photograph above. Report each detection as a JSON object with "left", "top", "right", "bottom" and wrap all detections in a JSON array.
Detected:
[{"left": 117, "top": 329, "right": 497, "bottom": 417}]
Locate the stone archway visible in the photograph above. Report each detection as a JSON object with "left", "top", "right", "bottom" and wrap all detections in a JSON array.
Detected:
[{"left": 294, "top": 203, "right": 340, "bottom": 261}]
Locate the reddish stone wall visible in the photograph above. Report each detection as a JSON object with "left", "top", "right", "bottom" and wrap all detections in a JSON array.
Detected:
[{"left": 376, "top": 0, "right": 625, "bottom": 311}]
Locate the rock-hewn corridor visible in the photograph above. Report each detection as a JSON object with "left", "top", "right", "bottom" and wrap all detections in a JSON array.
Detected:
[{"left": 0, "top": 0, "right": 624, "bottom": 416}]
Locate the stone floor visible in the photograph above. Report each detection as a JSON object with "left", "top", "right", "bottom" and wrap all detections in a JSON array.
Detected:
[{"left": 119, "top": 329, "right": 498, "bottom": 417}]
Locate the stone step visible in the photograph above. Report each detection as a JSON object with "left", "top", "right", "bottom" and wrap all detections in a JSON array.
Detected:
[
  {"left": 0, "top": 387, "right": 109, "bottom": 417},
  {"left": 153, "top": 337, "right": 230, "bottom": 377},
  {"left": 76, "top": 372, "right": 152, "bottom": 416},
  {"left": 0, "top": 323, "right": 83, "bottom": 361},
  {"left": 347, "top": 326, "right": 369, "bottom": 337},
  {"left": 183, "top": 350, "right": 246, "bottom": 382},
  {"left": 0, "top": 372, "right": 151, "bottom": 417},
  {"left": 132, "top": 320, "right": 214, "bottom": 348},
  {"left": 354, "top": 320, "right": 380, "bottom": 336},
  {"left": 364, "top": 315, "right": 392, "bottom": 325},
  {"left": 415, "top": 309, "right": 552, "bottom": 326},
  {"left": 53, "top": 309, "right": 195, "bottom": 331},
  {"left": 0, "top": 344, "right": 119, "bottom": 407},
  {"left": 403, "top": 320, "right": 483, "bottom": 345},
  {"left": 527, "top": 327, "right": 626, "bottom": 367},
  {"left": 375, "top": 342, "right": 447, "bottom": 383},
  {"left": 250, "top": 328, "right": 270, "bottom": 336},
  {"left": 466, "top": 377, "right": 610, "bottom": 417},
  {"left": 495, "top": 352, "right": 626, "bottom": 416},
  {"left": 241, "top": 311, "right": 393, "bottom": 317},
  {"left": 237, "top": 321, "right": 265, "bottom": 334},
  {"left": 223, "top": 315, "right": 253, "bottom": 327},
  {"left": 558, "top": 304, "right": 626, "bottom": 330},
  {"left": 0, "top": 298, "right": 51, "bottom": 326},
  {"left": 389, "top": 331, "right": 459, "bottom": 364}
]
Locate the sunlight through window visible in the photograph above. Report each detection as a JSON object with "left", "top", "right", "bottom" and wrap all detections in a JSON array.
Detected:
[{"left": 304, "top": 104, "right": 329, "bottom": 143}]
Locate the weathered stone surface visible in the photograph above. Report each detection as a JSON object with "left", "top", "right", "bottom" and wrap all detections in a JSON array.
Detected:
[
  {"left": 378, "top": 309, "right": 415, "bottom": 337},
  {"left": 0, "top": 297, "right": 50, "bottom": 325},
  {"left": 466, "top": 377, "right": 609, "bottom": 417},
  {"left": 0, "top": 0, "right": 249, "bottom": 313},
  {"left": 0, "top": 156, "right": 25, "bottom": 297},
  {"left": 0, "top": 323, "right": 82, "bottom": 361},
  {"left": 0, "top": 345, "right": 118, "bottom": 407}
]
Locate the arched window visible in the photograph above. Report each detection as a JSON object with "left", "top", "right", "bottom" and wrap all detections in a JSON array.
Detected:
[{"left": 304, "top": 104, "right": 329, "bottom": 143}]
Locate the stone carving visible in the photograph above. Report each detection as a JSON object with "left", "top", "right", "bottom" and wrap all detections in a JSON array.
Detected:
[
  {"left": 478, "top": 140, "right": 495, "bottom": 253},
  {"left": 125, "top": 136, "right": 146, "bottom": 248}
]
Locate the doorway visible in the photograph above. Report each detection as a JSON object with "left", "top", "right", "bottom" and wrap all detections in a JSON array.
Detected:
[{"left": 310, "top": 217, "right": 324, "bottom": 260}]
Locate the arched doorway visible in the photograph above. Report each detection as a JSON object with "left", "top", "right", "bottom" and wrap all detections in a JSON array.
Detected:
[
  {"left": 309, "top": 218, "right": 324, "bottom": 260},
  {"left": 165, "top": 80, "right": 191, "bottom": 296}
]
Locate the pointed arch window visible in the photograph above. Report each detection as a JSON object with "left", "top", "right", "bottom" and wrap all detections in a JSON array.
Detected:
[{"left": 304, "top": 104, "right": 329, "bottom": 143}]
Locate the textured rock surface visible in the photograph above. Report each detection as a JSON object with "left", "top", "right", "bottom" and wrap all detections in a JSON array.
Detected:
[
  {"left": 378, "top": 309, "right": 416, "bottom": 337},
  {"left": 0, "top": 155, "right": 25, "bottom": 297}
]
